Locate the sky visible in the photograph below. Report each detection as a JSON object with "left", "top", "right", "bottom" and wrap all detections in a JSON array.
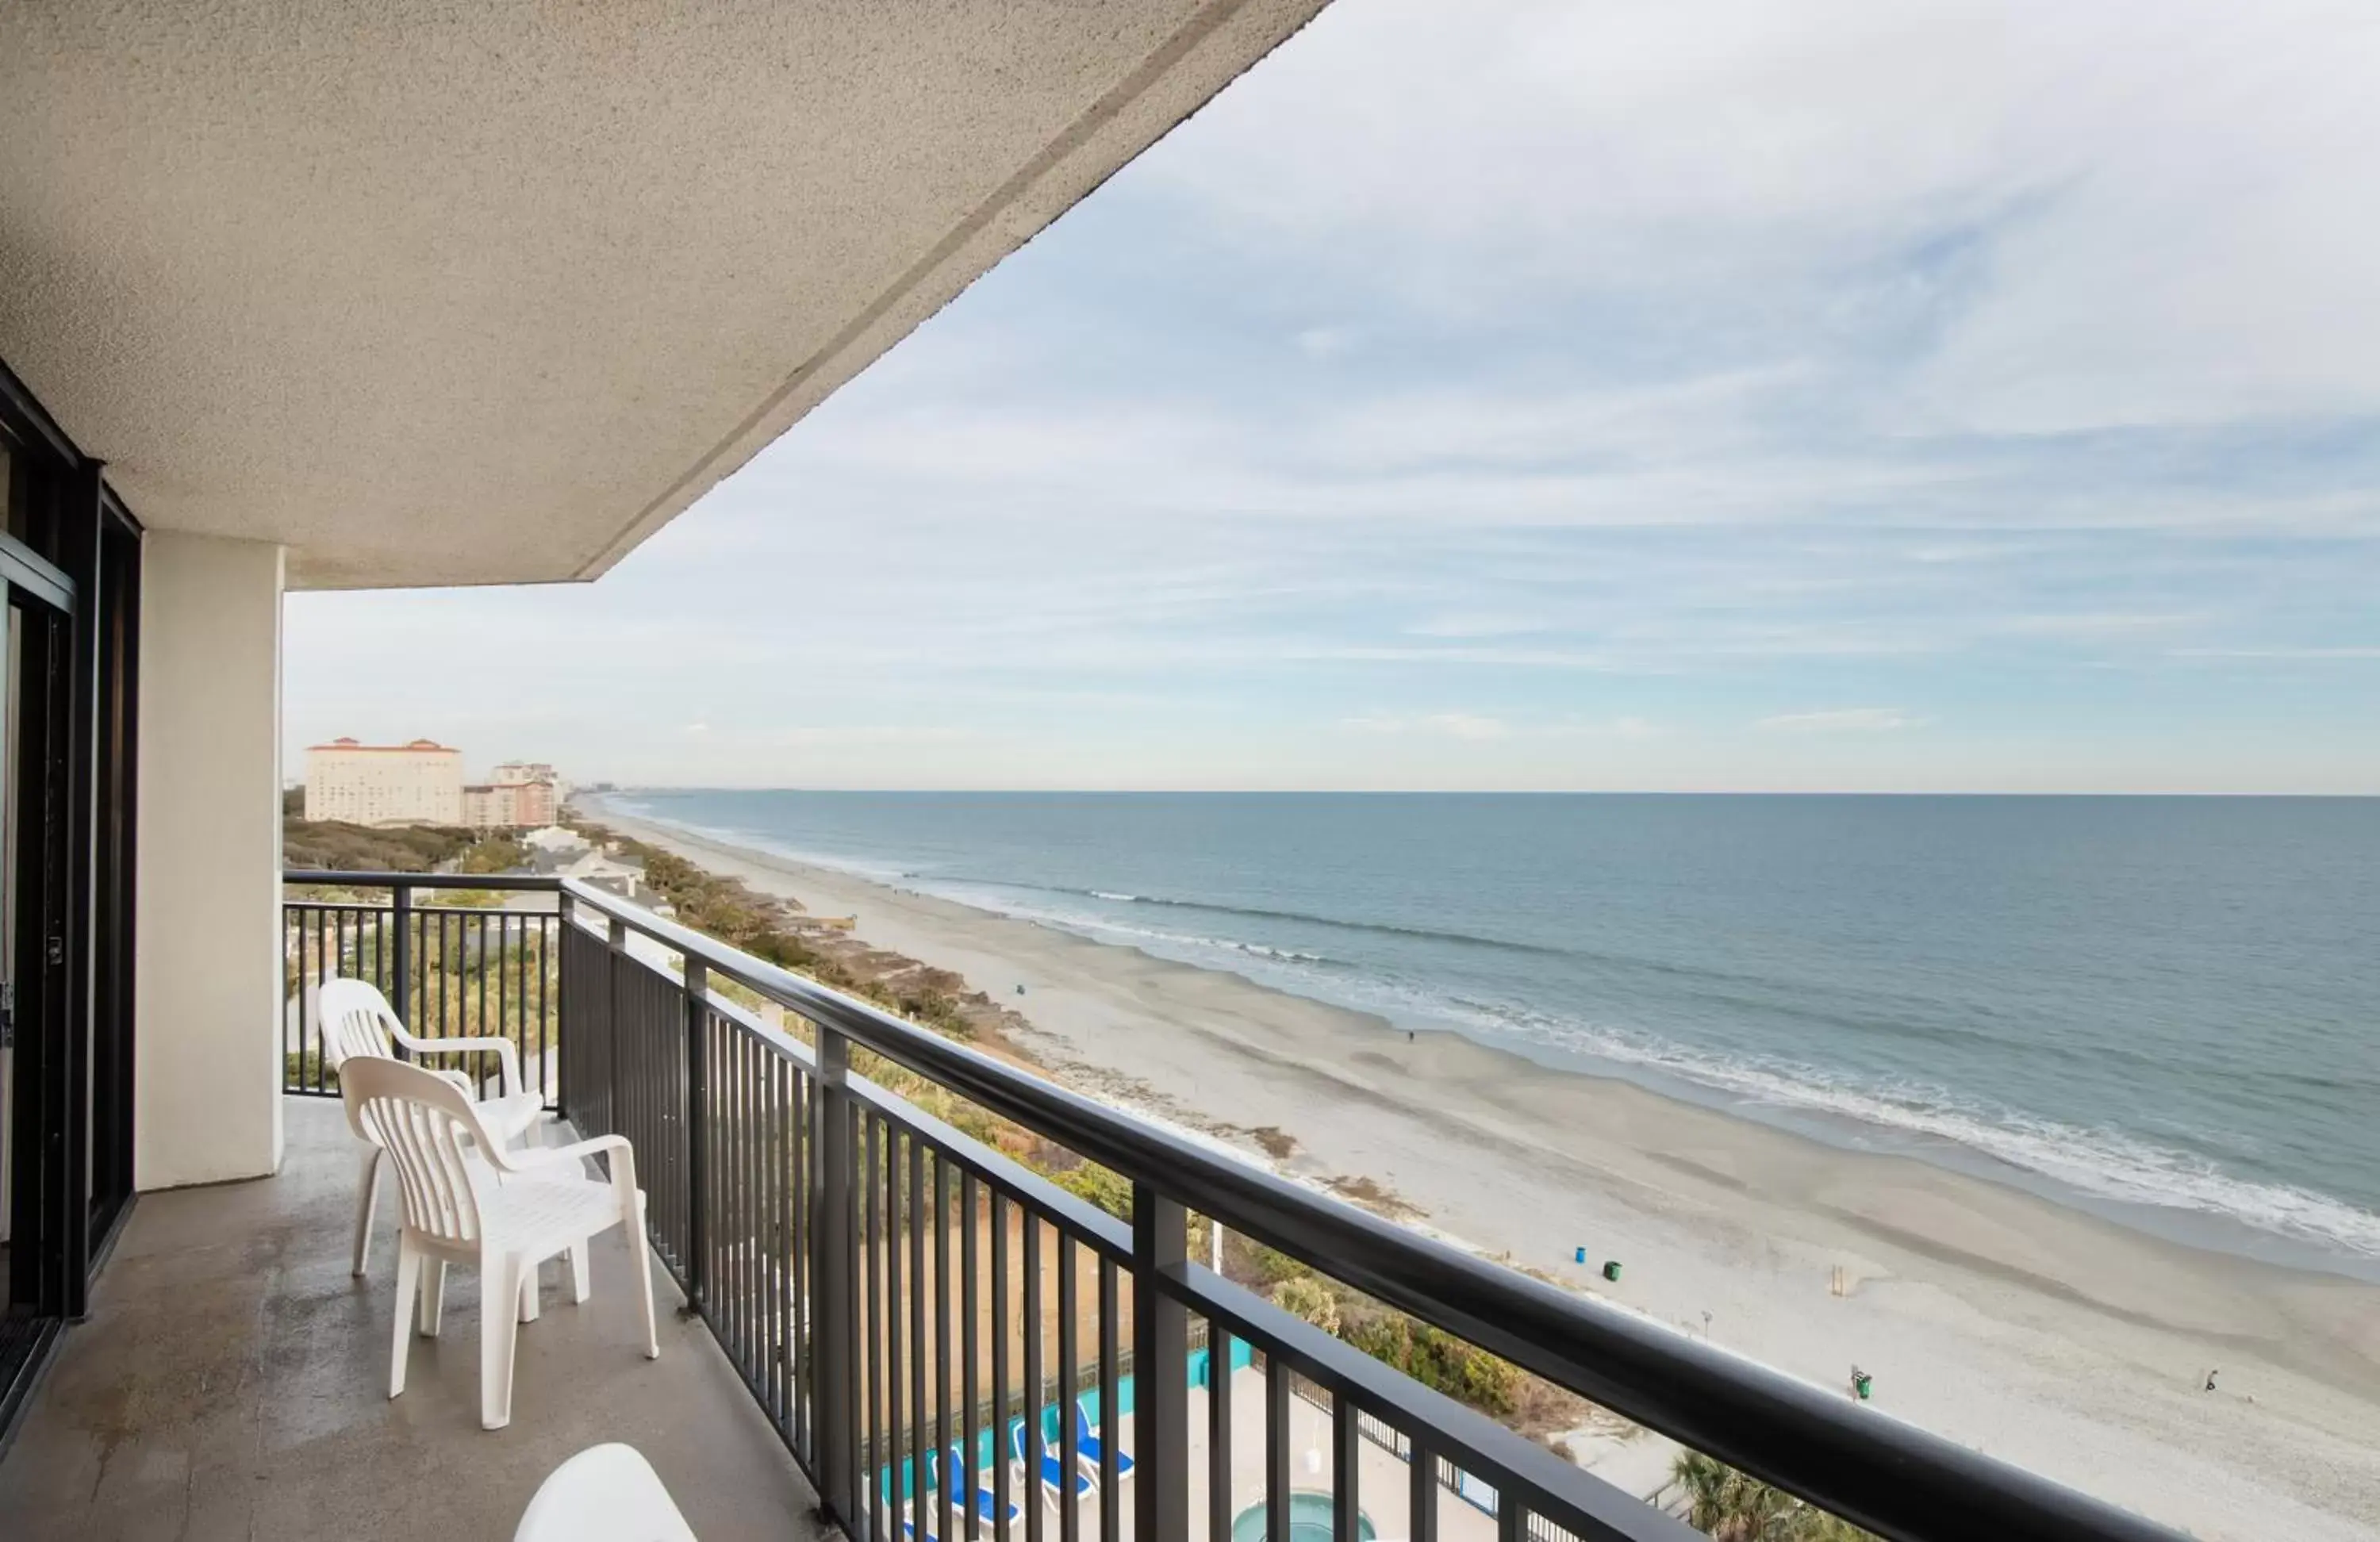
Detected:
[{"left": 286, "top": 0, "right": 2380, "bottom": 794}]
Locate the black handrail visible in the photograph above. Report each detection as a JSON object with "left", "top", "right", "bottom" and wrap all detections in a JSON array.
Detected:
[
  {"left": 286, "top": 869, "right": 2187, "bottom": 1542},
  {"left": 286, "top": 869, "right": 559, "bottom": 892}
]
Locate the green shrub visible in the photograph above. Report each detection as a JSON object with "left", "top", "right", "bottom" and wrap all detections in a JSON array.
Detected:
[
  {"left": 1233, "top": 1237, "right": 1314, "bottom": 1289},
  {"left": 283, "top": 819, "right": 479, "bottom": 873},
  {"left": 459, "top": 835, "right": 528, "bottom": 873},
  {"left": 1273, "top": 1275, "right": 1342, "bottom": 1335},
  {"left": 1343, "top": 1315, "right": 1519, "bottom": 1415},
  {"left": 1054, "top": 1161, "right": 1134, "bottom": 1221}
]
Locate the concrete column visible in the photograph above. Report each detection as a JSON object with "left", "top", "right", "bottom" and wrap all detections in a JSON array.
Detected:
[{"left": 133, "top": 532, "right": 286, "bottom": 1191}]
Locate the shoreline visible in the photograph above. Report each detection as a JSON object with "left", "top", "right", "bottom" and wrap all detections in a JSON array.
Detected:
[{"left": 587, "top": 800, "right": 2380, "bottom": 1539}]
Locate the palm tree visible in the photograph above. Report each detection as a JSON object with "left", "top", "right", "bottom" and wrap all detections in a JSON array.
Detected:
[{"left": 1665, "top": 1452, "right": 1878, "bottom": 1541}]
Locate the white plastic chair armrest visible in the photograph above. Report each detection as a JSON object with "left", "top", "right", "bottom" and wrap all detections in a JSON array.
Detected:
[
  {"left": 499, "top": 1133, "right": 638, "bottom": 1195},
  {"left": 391, "top": 1030, "right": 523, "bottom": 1098}
]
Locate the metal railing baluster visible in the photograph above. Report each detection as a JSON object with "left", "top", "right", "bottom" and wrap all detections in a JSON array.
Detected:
[
  {"left": 1209, "top": 1323, "right": 1234, "bottom": 1542},
  {"left": 775, "top": 1052, "right": 791, "bottom": 1431},
  {"left": 1024, "top": 1214, "right": 1045, "bottom": 1542},
  {"left": 603, "top": 914, "right": 627, "bottom": 1140},
  {"left": 991, "top": 1188, "right": 1012, "bottom": 1538},
  {"left": 743, "top": 1024, "right": 758, "bottom": 1382},
  {"left": 864, "top": 1110, "right": 885, "bottom": 1542},
  {"left": 543, "top": 913, "right": 553, "bottom": 1105},
  {"left": 1058, "top": 1233, "right": 1080, "bottom": 1542},
  {"left": 1265, "top": 1353, "right": 1289, "bottom": 1542},
  {"left": 908, "top": 1138, "right": 929, "bottom": 1542},
  {"left": 686, "top": 961, "right": 709, "bottom": 1310},
  {"left": 888, "top": 1127, "right": 908, "bottom": 1533},
  {"left": 1334, "top": 1391, "right": 1360, "bottom": 1542},
  {"left": 1411, "top": 1435, "right": 1439, "bottom": 1542},
  {"left": 962, "top": 1172, "right": 981, "bottom": 1542},
  {"left": 474, "top": 910, "right": 487, "bottom": 1045},
  {"left": 1097, "top": 1256, "right": 1119, "bottom": 1542},
  {"left": 809, "top": 1032, "right": 841, "bottom": 1476},
  {"left": 391, "top": 884, "right": 412, "bottom": 1026},
  {"left": 935, "top": 1155, "right": 955, "bottom": 1542},
  {"left": 1134, "top": 1187, "right": 1188, "bottom": 1542}
]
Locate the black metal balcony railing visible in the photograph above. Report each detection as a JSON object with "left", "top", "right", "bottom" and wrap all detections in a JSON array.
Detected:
[
  {"left": 281, "top": 871, "right": 2186, "bottom": 1542},
  {"left": 282, "top": 873, "right": 566, "bottom": 1106}
]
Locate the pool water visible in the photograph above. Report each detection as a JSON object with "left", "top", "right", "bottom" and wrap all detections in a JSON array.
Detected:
[{"left": 1230, "top": 1490, "right": 1376, "bottom": 1542}]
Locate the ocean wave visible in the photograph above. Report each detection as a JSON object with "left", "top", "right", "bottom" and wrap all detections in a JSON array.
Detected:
[
  {"left": 1458, "top": 1001, "right": 2380, "bottom": 1262},
  {"left": 964, "top": 896, "right": 1335, "bottom": 968},
  {"left": 954, "top": 878, "right": 1579, "bottom": 961},
  {"left": 651, "top": 819, "right": 920, "bottom": 884}
]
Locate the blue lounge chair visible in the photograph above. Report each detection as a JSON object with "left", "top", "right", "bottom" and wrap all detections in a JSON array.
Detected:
[
  {"left": 946, "top": 1447, "right": 1022, "bottom": 1529},
  {"left": 1013, "top": 1419, "right": 1093, "bottom": 1503},
  {"left": 1073, "top": 1405, "right": 1135, "bottom": 1482}
]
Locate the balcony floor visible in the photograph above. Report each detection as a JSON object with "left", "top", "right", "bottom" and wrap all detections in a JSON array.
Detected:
[{"left": 0, "top": 1096, "right": 820, "bottom": 1540}]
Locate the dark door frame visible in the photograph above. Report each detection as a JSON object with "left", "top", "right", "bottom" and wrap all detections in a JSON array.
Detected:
[
  {"left": 0, "top": 359, "right": 141, "bottom": 1446},
  {"left": 7, "top": 562, "right": 80, "bottom": 1325}
]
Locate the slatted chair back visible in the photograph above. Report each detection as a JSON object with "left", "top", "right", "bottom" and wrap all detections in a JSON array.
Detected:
[
  {"left": 338, "top": 1055, "right": 501, "bottom": 1248},
  {"left": 318, "top": 976, "right": 401, "bottom": 1069}
]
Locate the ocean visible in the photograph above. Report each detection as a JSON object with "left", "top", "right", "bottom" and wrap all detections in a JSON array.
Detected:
[{"left": 607, "top": 791, "right": 2380, "bottom": 1278}]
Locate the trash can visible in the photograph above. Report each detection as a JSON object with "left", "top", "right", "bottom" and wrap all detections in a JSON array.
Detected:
[
  {"left": 1852, "top": 1373, "right": 1873, "bottom": 1401},
  {"left": 1574, "top": 1246, "right": 1587, "bottom": 1264},
  {"left": 1602, "top": 1260, "right": 1622, "bottom": 1283}
]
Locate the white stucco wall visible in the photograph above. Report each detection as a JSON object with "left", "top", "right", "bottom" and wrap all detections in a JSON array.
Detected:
[{"left": 134, "top": 531, "right": 286, "bottom": 1190}]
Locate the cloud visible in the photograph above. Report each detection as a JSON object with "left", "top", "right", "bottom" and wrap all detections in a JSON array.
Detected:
[
  {"left": 762, "top": 726, "right": 977, "bottom": 746},
  {"left": 1292, "top": 326, "right": 1358, "bottom": 359},
  {"left": 1755, "top": 708, "right": 1932, "bottom": 733},
  {"left": 2168, "top": 646, "right": 2380, "bottom": 661},
  {"left": 1406, "top": 612, "right": 1551, "bottom": 640},
  {"left": 1144, "top": 0, "right": 2380, "bottom": 432},
  {"left": 1992, "top": 612, "right": 2203, "bottom": 639},
  {"left": 1340, "top": 713, "right": 1511, "bottom": 741}
]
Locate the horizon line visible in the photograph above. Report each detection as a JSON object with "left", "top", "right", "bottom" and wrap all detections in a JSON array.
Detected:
[{"left": 577, "top": 786, "right": 2380, "bottom": 799}]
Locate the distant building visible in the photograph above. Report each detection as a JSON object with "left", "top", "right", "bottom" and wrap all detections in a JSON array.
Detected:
[
  {"left": 461, "top": 779, "right": 558, "bottom": 830},
  {"left": 521, "top": 826, "right": 589, "bottom": 856},
  {"left": 547, "top": 841, "right": 651, "bottom": 903},
  {"left": 486, "top": 759, "right": 568, "bottom": 813},
  {"left": 304, "top": 738, "right": 464, "bottom": 826}
]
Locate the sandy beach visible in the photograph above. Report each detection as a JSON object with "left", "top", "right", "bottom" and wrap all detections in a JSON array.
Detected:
[{"left": 590, "top": 804, "right": 2380, "bottom": 1539}]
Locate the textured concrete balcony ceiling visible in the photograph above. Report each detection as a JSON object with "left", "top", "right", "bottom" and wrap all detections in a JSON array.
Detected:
[{"left": 0, "top": 1, "right": 1328, "bottom": 589}]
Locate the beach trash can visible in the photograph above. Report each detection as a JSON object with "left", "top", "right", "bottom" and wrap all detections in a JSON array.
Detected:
[
  {"left": 1602, "top": 1260, "right": 1622, "bottom": 1283},
  {"left": 1574, "top": 1246, "right": 1587, "bottom": 1264},
  {"left": 1853, "top": 1372, "right": 1873, "bottom": 1401}
]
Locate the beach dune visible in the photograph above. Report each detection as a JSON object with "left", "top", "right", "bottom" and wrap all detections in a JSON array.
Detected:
[{"left": 590, "top": 805, "right": 2380, "bottom": 1540}]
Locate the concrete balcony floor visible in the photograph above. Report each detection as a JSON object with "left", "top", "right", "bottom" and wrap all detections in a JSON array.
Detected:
[{"left": 0, "top": 1096, "right": 818, "bottom": 1540}]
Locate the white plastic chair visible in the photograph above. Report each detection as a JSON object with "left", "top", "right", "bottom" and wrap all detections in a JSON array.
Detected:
[
  {"left": 318, "top": 976, "right": 547, "bottom": 1275},
  {"left": 340, "top": 1056, "right": 658, "bottom": 1430},
  {"left": 515, "top": 1443, "right": 696, "bottom": 1542}
]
